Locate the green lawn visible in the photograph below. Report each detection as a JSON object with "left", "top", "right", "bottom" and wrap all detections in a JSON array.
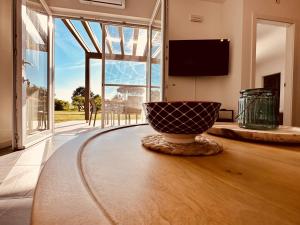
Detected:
[
  {"left": 55, "top": 111, "right": 89, "bottom": 123},
  {"left": 55, "top": 110, "right": 142, "bottom": 124}
]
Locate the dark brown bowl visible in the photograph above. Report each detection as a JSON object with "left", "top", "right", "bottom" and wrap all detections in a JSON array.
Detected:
[{"left": 143, "top": 101, "right": 221, "bottom": 136}]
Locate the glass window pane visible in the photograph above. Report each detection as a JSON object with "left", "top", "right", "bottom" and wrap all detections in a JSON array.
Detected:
[
  {"left": 151, "top": 88, "right": 161, "bottom": 102},
  {"left": 56, "top": 19, "right": 85, "bottom": 52},
  {"left": 150, "top": 29, "right": 162, "bottom": 102},
  {"left": 89, "top": 21, "right": 103, "bottom": 49},
  {"left": 151, "top": 63, "right": 161, "bottom": 87},
  {"left": 123, "top": 27, "right": 134, "bottom": 55},
  {"left": 151, "top": 30, "right": 161, "bottom": 59},
  {"left": 90, "top": 59, "right": 102, "bottom": 97},
  {"left": 71, "top": 19, "right": 97, "bottom": 52},
  {"left": 23, "top": 5, "right": 49, "bottom": 135},
  {"left": 105, "top": 60, "right": 146, "bottom": 86},
  {"left": 136, "top": 28, "right": 147, "bottom": 56},
  {"left": 106, "top": 25, "right": 121, "bottom": 54}
]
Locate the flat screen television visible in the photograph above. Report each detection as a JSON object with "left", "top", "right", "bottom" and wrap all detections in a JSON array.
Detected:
[{"left": 169, "top": 39, "right": 229, "bottom": 76}]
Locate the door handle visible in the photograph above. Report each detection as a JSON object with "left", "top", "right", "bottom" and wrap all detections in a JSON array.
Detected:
[{"left": 22, "top": 59, "right": 33, "bottom": 66}]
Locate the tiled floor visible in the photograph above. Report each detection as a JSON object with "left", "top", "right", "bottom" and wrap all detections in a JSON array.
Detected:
[
  {"left": 0, "top": 121, "right": 102, "bottom": 225},
  {"left": 0, "top": 148, "right": 21, "bottom": 185}
]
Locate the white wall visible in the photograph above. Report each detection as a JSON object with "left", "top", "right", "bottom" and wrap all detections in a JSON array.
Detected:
[
  {"left": 166, "top": 0, "right": 243, "bottom": 113},
  {"left": 166, "top": 0, "right": 300, "bottom": 125},
  {"left": 241, "top": 0, "right": 300, "bottom": 126},
  {"left": 218, "top": 0, "right": 243, "bottom": 112},
  {"left": 167, "top": 0, "right": 222, "bottom": 102},
  {"left": 0, "top": 0, "right": 13, "bottom": 148},
  {"left": 255, "top": 23, "right": 286, "bottom": 112}
]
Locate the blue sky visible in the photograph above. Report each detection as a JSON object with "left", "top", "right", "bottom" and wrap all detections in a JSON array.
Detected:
[{"left": 54, "top": 18, "right": 161, "bottom": 102}]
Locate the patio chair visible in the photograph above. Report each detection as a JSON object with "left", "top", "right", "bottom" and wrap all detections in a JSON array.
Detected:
[
  {"left": 89, "top": 99, "right": 98, "bottom": 127},
  {"left": 124, "top": 96, "right": 143, "bottom": 124},
  {"left": 104, "top": 100, "right": 125, "bottom": 126}
]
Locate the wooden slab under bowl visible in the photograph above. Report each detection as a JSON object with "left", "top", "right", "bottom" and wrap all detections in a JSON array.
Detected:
[{"left": 207, "top": 124, "right": 300, "bottom": 144}]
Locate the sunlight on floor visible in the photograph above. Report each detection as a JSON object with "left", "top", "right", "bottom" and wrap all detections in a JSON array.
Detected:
[{"left": 0, "top": 121, "right": 102, "bottom": 225}]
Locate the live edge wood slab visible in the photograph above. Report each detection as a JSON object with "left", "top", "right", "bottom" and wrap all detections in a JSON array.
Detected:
[
  {"left": 208, "top": 124, "right": 300, "bottom": 144},
  {"left": 31, "top": 125, "right": 300, "bottom": 225}
]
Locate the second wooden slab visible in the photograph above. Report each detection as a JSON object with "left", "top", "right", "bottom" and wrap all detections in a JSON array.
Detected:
[{"left": 207, "top": 124, "right": 300, "bottom": 144}]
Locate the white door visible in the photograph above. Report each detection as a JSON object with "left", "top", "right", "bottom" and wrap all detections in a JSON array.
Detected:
[{"left": 14, "top": 0, "right": 54, "bottom": 149}]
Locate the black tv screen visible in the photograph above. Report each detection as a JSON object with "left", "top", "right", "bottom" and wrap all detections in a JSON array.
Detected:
[{"left": 169, "top": 39, "right": 229, "bottom": 76}]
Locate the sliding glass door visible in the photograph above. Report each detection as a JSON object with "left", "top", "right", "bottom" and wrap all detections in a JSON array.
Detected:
[
  {"left": 150, "top": 29, "right": 162, "bottom": 102},
  {"left": 150, "top": 0, "right": 163, "bottom": 102},
  {"left": 14, "top": 0, "right": 53, "bottom": 149}
]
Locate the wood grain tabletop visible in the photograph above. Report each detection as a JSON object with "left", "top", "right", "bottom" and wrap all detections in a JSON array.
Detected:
[{"left": 31, "top": 125, "right": 300, "bottom": 225}]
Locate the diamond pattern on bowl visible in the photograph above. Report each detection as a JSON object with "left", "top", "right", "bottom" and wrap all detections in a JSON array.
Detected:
[{"left": 144, "top": 102, "right": 221, "bottom": 134}]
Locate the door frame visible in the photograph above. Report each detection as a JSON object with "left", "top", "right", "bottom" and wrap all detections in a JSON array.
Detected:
[
  {"left": 250, "top": 14, "right": 295, "bottom": 126},
  {"left": 13, "top": 0, "right": 54, "bottom": 150}
]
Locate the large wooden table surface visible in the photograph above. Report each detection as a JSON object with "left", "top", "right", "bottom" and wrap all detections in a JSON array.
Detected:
[{"left": 32, "top": 125, "right": 300, "bottom": 225}]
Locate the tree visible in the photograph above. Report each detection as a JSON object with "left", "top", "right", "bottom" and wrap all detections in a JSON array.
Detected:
[
  {"left": 72, "top": 86, "right": 94, "bottom": 99},
  {"left": 71, "top": 86, "right": 95, "bottom": 112},
  {"left": 72, "top": 96, "right": 85, "bottom": 112},
  {"left": 93, "top": 95, "right": 102, "bottom": 110},
  {"left": 55, "top": 99, "right": 70, "bottom": 111}
]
